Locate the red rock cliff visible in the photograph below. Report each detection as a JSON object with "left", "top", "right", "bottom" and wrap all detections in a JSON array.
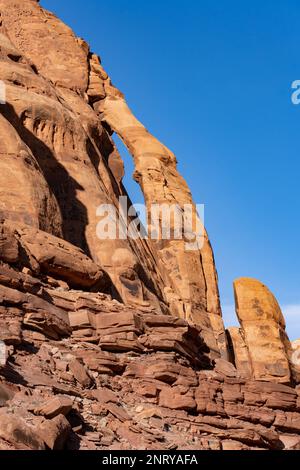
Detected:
[{"left": 0, "top": 0, "right": 299, "bottom": 451}]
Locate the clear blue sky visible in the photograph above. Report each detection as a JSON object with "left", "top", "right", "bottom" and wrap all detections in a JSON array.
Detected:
[{"left": 42, "top": 0, "right": 300, "bottom": 339}]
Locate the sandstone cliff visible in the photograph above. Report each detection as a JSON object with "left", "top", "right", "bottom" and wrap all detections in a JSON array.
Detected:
[{"left": 0, "top": 0, "right": 299, "bottom": 450}]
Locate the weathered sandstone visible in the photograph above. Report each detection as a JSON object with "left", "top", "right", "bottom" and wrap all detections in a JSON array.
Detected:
[
  {"left": 0, "top": 0, "right": 227, "bottom": 358},
  {"left": 233, "top": 278, "right": 293, "bottom": 383},
  {"left": 0, "top": 0, "right": 298, "bottom": 452}
]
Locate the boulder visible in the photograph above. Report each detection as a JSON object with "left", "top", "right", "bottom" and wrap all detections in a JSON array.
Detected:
[
  {"left": 38, "top": 415, "right": 71, "bottom": 450},
  {"left": 14, "top": 225, "right": 110, "bottom": 290},
  {"left": 68, "top": 358, "right": 93, "bottom": 388},
  {"left": 0, "top": 411, "right": 45, "bottom": 450},
  {"left": 35, "top": 396, "right": 73, "bottom": 419},
  {"left": 0, "top": 382, "right": 14, "bottom": 406},
  {"left": 159, "top": 387, "right": 196, "bottom": 411}
]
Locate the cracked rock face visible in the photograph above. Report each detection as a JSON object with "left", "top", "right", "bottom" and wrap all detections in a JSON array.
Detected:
[
  {"left": 231, "top": 278, "right": 298, "bottom": 384},
  {"left": 0, "top": 0, "right": 299, "bottom": 451}
]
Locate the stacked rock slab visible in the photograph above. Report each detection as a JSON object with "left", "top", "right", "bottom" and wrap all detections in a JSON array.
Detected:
[
  {"left": 0, "top": 0, "right": 227, "bottom": 359},
  {"left": 231, "top": 278, "right": 294, "bottom": 383},
  {"left": 0, "top": 262, "right": 300, "bottom": 450}
]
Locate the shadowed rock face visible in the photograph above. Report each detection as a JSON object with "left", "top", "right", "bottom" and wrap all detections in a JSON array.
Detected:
[
  {"left": 226, "top": 327, "right": 252, "bottom": 379},
  {"left": 0, "top": 0, "right": 299, "bottom": 451}
]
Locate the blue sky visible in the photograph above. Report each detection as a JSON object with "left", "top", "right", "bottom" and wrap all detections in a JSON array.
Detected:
[{"left": 42, "top": 0, "right": 300, "bottom": 339}]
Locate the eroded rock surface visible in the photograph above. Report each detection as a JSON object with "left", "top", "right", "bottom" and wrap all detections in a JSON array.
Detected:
[
  {"left": 0, "top": 0, "right": 299, "bottom": 451},
  {"left": 0, "top": 0, "right": 227, "bottom": 358},
  {"left": 0, "top": 263, "right": 300, "bottom": 450},
  {"left": 0, "top": 263, "right": 299, "bottom": 450},
  {"left": 0, "top": 0, "right": 167, "bottom": 323},
  {"left": 231, "top": 278, "right": 298, "bottom": 384}
]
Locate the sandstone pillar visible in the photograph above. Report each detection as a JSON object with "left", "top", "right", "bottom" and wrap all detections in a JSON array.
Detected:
[{"left": 234, "top": 278, "right": 292, "bottom": 383}]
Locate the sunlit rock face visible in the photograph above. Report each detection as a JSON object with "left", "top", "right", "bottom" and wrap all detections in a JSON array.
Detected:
[
  {"left": 232, "top": 278, "right": 296, "bottom": 383},
  {"left": 0, "top": 0, "right": 299, "bottom": 452},
  {"left": 0, "top": 0, "right": 227, "bottom": 358}
]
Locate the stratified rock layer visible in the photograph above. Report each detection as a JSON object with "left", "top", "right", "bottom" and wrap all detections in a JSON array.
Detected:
[
  {"left": 0, "top": 0, "right": 167, "bottom": 320},
  {"left": 0, "top": 0, "right": 299, "bottom": 451},
  {"left": 232, "top": 278, "right": 294, "bottom": 383},
  {"left": 0, "top": 262, "right": 300, "bottom": 451}
]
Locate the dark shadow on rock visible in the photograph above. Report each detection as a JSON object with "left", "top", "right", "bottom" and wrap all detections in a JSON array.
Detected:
[
  {"left": 0, "top": 103, "right": 92, "bottom": 257},
  {"left": 65, "top": 410, "right": 95, "bottom": 450},
  {"left": 0, "top": 362, "right": 28, "bottom": 386},
  {"left": 65, "top": 430, "right": 82, "bottom": 450}
]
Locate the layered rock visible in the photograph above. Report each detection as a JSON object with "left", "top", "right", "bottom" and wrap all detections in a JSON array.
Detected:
[
  {"left": 0, "top": 263, "right": 300, "bottom": 450},
  {"left": 0, "top": 0, "right": 227, "bottom": 358},
  {"left": 94, "top": 64, "right": 226, "bottom": 359},
  {"left": 226, "top": 327, "right": 252, "bottom": 379},
  {"left": 0, "top": 0, "right": 167, "bottom": 319},
  {"left": 229, "top": 278, "right": 296, "bottom": 384},
  {"left": 1, "top": 220, "right": 110, "bottom": 290},
  {"left": 0, "top": 0, "right": 299, "bottom": 452}
]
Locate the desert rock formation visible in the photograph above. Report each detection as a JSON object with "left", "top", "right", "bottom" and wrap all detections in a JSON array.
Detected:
[
  {"left": 231, "top": 278, "right": 293, "bottom": 383},
  {"left": 0, "top": 0, "right": 299, "bottom": 451},
  {"left": 97, "top": 80, "right": 226, "bottom": 358}
]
